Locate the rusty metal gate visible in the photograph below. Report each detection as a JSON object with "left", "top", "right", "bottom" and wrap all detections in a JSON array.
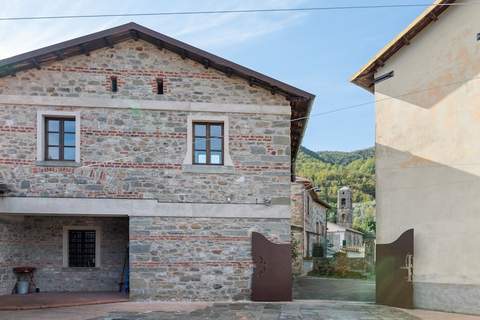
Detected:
[
  {"left": 376, "top": 229, "right": 414, "bottom": 309},
  {"left": 251, "top": 232, "right": 292, "bottom": 301}
]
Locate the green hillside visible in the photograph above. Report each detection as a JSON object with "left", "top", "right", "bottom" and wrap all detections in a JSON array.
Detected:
[{"left": 295, "top": 146, "right": 376, "bottom": 234}]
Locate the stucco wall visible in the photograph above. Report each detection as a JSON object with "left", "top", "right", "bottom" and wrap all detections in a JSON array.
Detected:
[{"left": 373, "top": 1, "right": 480, "bottom": 313}]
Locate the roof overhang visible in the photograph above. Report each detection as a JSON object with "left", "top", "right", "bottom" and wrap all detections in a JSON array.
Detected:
[
  {"left": 294, "top": 176, "right": 332, "bottom": 209},
  {"left": 350, "top": 0, "right": 456, "bottom": 92},
  {"left": 0, "top": 22, "right": 314, "bottom": 175}
]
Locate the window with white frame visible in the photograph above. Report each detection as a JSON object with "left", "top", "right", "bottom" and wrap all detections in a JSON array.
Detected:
[
  {"left": 63, "top": 226, "right": 101, "bottom": 268},
  {"left": 37, "top": 111, "right": 81, "bottom": 163},
  {"left": 183, "top": 115, "right": 233, "bottom": 168}
]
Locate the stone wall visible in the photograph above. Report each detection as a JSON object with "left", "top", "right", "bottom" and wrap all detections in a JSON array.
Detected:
[
  {"left": 290, "top": 179, "right": 327, "bottom": 274},
  {"left": 0, "top": 40, "right": 289, "bottom": 106},
  {"left": 129, "top": 216, "right": 290, "bottom": 301},
  {"left": 0, "top": 216, "right": 25, "bottom": 295},
  {"left": 290, "top": 181, "right": 305, "bottom": 275},
  {"left": 0, "top": 39, "right": 291, "bottom": 204},
  {"left": 0, "top": 105, "right": 290, "bottom": 204},
  {"left": 305, "top": 198, "right": 326, "bottom": 257},
  {"left": 24, "top": 216, "right": 128, "bottom": 292},
  {"left": 0, "top": 37, "right": 294, "bottom": 300},
  {"left": 290, "top": 227, "right": 304, "bottom": 275}
]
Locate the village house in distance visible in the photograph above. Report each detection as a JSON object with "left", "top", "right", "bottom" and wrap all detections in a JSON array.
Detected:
[
  {"left": 290, "top": 177, "right": 330, "bottom": 275},
  {"left": 352, "top": 0, "right": 480, "bottom": 314},
  {"left": 0, "top": 22, "right": 315, "bottom": 301}
]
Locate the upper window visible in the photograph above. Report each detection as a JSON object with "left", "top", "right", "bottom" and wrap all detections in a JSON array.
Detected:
[
  {"left": 156, "top": 78, "right": 164, "bottom": 95},
  {"left": 110, "top": 76, "right": 118, "bottom": 92},
  {"left": 45, "top": 117, "right": 76, "bottom": 161},
  {"left": 193, "top": 122, "right": 224, "bottom": 165},
  {"left": 68, "top": 229, "right": 96, "bottom": 268}
]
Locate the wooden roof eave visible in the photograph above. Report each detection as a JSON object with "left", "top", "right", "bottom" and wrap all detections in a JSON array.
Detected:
[{"left": 350, "top": 0, "right": 456, "bottom": 92}]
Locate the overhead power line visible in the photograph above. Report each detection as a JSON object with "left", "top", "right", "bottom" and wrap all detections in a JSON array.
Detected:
[
  {"left": 0, "top": 2, "right": 475, "bottom": 22},
  {"left": 291, "top": 75, "right": 480, "bottom": 122}
]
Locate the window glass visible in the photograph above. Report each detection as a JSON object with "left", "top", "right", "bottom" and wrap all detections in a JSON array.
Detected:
[
  {"left": 64, "top": 133, "right": 75, "bottom": 146},
  {"left": 192, "top": 122, "right": 224, "bottom": 165},
  {"left": 194, "top": 124, "right": 206, "bottom": 137},
  {"left": 194, "top": 138, "right": 206, "bottom": 150},
  {"left": 194, "top": 151, "right": 207, "bottom": 164},
  {"left": 48, "top": 133, "right": 59, "bottom": 145},
  {"left": 48, "top": 120, "right": 59, "bottom": 132},
  {"left": 45, "top": 117, "right": 76, "bottom": 161},
  {"left": 210, "top": 125, "right": 222, "bottom": 137},
  {"left": 64, "top": 120, "right": 75, "bottom": 133},
  {"left": 210, "top": 151, "right": 222, "bottom": 164},
  {"left": 210, "top": 138, "right": 222, "bottom": 151},
  {"left": 48, "top": 147, "right": 59, "bottom": 160},
  {"left": 64, "top": 147, "right": 75, "bottom": 161}
]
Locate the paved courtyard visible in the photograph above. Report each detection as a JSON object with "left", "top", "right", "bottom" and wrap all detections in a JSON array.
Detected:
[
  {"left": 294, "top": 276, "right": 375, "bottom": 302},
  {"left": 0, "top": 301, "right": 414, "bottom": 320},
  {"left": 2, "top": 300, "right": 480, "bottom": 320}
]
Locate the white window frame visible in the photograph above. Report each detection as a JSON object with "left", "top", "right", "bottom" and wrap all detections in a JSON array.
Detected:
[
  {"left": 183, "top": 115, "right": 233, "bottom": 166},
  {"left": 62, "top": 226, "right": 101, "bottom": 268},
  {"left": 37, "top": 110, "right": 81, "bottom": 163}
]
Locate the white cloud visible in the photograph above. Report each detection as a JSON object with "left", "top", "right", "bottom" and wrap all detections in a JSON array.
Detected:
[{"left": 0, "top": 0, "right": 308, "bottom": 59}]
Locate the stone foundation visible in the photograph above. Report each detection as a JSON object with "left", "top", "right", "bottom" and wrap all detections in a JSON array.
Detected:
[{"left": 129, "top": 216, "right": 290, "bottom": 301}]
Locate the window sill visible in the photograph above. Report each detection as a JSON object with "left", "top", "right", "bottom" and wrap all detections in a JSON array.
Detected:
[
  {"left": 62, "top": 267, "right": 100, "bottom": 271},
  {"left": 182, "top": 164, "right": 235, "bottom": 174},
  {"left": 36, "top": 161, "right": 81, "bottom": 167}
]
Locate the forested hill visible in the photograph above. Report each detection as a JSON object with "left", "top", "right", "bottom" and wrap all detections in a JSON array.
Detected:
[
  {"left": 301, "top": 146, "right": 375, "bottom": 166},
  {"left": 295, "top": 146, "right": 376, "bottom": 232}
]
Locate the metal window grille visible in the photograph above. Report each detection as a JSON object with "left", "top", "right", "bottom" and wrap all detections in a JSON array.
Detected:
[{"left": 68, "top": 230, "right": 96, "bottom": 267}]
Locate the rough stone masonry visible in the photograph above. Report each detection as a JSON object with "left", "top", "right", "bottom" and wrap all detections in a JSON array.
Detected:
[{"left": 0, "top": 31, "right": 302, "bottom": 300}]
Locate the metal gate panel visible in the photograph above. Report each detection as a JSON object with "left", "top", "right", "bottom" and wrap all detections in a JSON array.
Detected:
[
  {"left": 251, "top": 232, "right": 292, "bottom": 301},
  {"left": 376, "top": 229, "right": 414, "bottom": 309}
]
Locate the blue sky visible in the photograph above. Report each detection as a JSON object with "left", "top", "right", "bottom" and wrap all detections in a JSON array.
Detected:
[{"left": 0, "top": 0, "right": 429, "bottom": 151}]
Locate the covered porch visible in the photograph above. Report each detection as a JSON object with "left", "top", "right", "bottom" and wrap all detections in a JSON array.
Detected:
[{"left": 0, "top": 214, "right": 129, "bottom": 307}]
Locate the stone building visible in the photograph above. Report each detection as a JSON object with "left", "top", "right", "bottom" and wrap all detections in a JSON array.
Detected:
[
  {"left": 326, "top": 222, "right": 364, "bottom": 258},
  {"left": 337, "top": 186, "right": 353, "bottom": 228},
  {"left": 290, "top": 177, "right": 330, "bottom": 275},
  {"left": 0, "top": 23, "right": 315, "bottom": 300},
  {"left": 351, "top": 0, "right": 480, "bottom": 314}
]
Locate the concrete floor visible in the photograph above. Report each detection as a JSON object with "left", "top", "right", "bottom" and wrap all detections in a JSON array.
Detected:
[
  {"left": 1, "top": 301, "right": 479, "bottom": 320},
  {"left": 293, "top": 276, "right": 375, "bottom": 302}
]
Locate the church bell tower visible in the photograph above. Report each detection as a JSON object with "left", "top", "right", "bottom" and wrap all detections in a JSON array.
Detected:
[{"left": 337, "top": 186, "right": 353, "bottom": 228}]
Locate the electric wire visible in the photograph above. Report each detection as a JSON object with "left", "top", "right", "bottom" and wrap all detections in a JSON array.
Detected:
[
  {"left": 0, "top": 2, "right": 476, "bottom": 22},
  {"left": 2, "top": 74, "right": 480, "bottom": 181}
]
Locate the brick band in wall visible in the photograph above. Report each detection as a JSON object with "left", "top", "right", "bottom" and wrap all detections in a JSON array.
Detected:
[{"left": 132, "top": 261, "right": 253, "bottom": 268}]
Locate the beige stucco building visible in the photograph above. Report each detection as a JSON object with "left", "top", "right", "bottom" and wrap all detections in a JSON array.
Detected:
[{"left": 352, "top": 0, "right": 480, "bottom": 314}]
